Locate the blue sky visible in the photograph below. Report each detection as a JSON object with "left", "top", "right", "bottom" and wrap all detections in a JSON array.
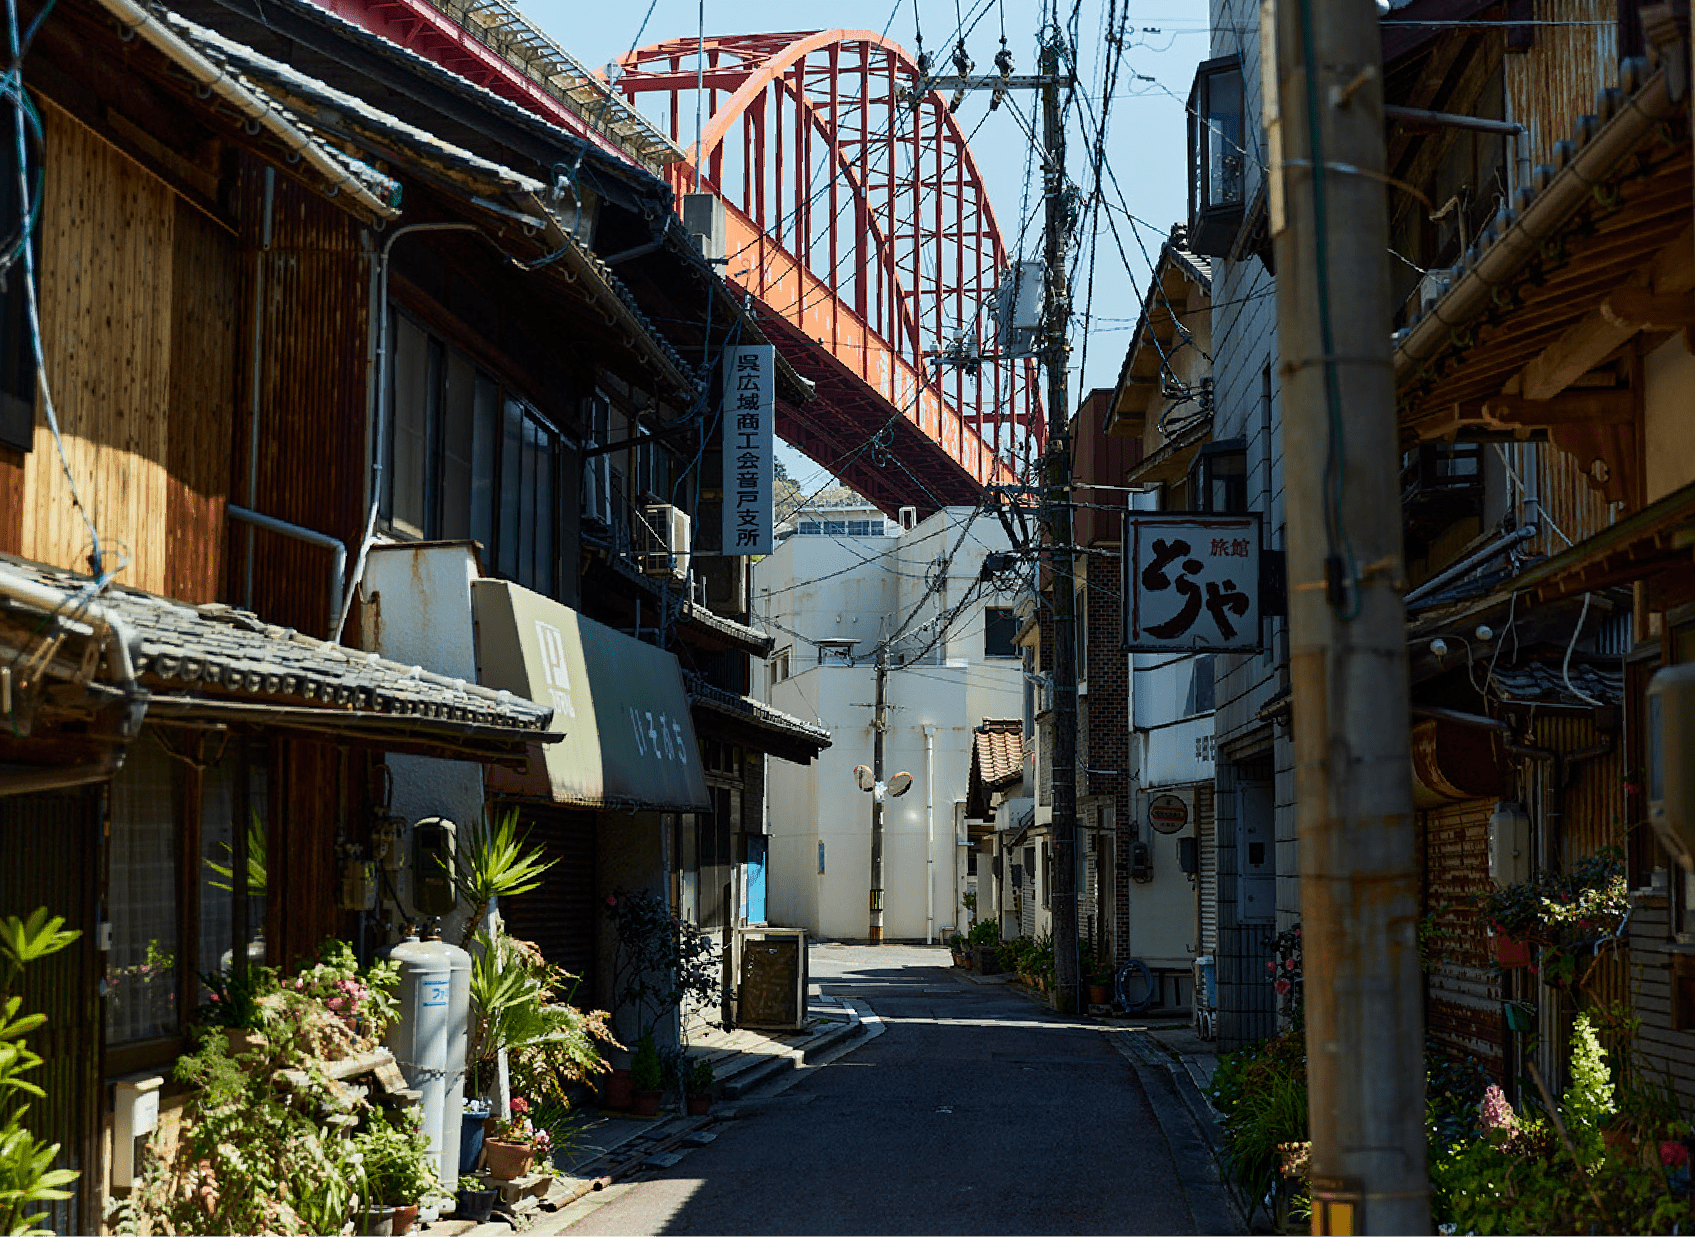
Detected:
[{"left": 522, "top": 0, "right": 1211, "bottom": 486}]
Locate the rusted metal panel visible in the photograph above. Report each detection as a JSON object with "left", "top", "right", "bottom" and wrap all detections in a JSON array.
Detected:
[
  {"left": 1423, "top": 798, "right": 1505, "bottom": 1074},
  {"left": 1504, "top": 0, "right": 1619, "bottom": 173},
  {"left": 227, "top": 157, "right": 372, "bottom": 638}
]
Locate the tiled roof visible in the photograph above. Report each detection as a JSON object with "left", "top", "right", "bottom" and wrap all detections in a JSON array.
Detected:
[
  {"left": 973, "top": 719, "right": 1024, "bottom": 789},
  {"left": 1491, "top": 663, "right": 1624, "bottom": 710},
  {"left": 0, "top": 558, "right": 553, "bottom": 738}
]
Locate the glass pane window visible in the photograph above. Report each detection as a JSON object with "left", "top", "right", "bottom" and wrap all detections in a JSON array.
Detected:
[
  {"left": 199, "top": 748, "right": 269, "bottom": 1002},
  {"left": 985, "top": 607, "right": 1019, "bottom": 658},
  {"left": 107, "top": 741, "right": 179, "bottom": 1044}
]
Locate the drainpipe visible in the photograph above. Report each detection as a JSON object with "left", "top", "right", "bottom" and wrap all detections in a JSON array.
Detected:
[
  {"left": 925, "top": 724, "right": 935, "bottom": 945},
  {"left": 227, "top": 504, "right": 346, "bottom": 636},
  {"left": 244, "top": 166, "right": 274, "bottom": 613},
  {"left": 1404, "top": 524, "right": 1539, "bottom": 607},
  {"left": 334, "top": 221, "right": 482, "bottom": 643}
]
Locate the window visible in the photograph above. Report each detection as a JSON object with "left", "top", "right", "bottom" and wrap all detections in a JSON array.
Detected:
[
  {"left": 1186, "top": 655, "right": 1216, "bottom": 715},
  {"left": 1191, "top": 439, "right": 1248, "bottom": 513},
  {"left": 822, "top": 520, "right": 846, "bottom": 535},
  {"left": 984, "top": 607, "right": 1019, "bottom": 659},
  {"left": 106, "top": 742, "right": 180, "bottom": 1045},
  {"left": 771, "top": 648, "right": 791, "bottom": 684},
  {"left": 796, "top": 521, "right": 821, "bottom": 535},
  {"left": 1187, "top": 55, "right": 1246, "bottom": 257},
  {"left": 384, "top": 309, "right": 566, "bottom": 596}
]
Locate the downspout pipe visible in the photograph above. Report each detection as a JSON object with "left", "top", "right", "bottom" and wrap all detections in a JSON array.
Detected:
[
  {"left": 1405, "top": 524, "right": 1539, "bottom": 606},
  {"left": 88, "top": 0, "right": 398, "bottom": 220},
  {"left": 226, "top": 504, "right": 346, "bottom": 636},
  {"left": 334, "top": 221, "right": 482, "bottom": 643},
  {"left": 925, "top": 724, "right": 935, "bottom": 946}
]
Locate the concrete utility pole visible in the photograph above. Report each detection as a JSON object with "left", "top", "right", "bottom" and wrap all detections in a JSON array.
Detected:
[
  {"left": 868, "top": 644, "right": 888, "bottom": 942},
  {"left": 1039, "top": 35, "right": 1081, "bottom": 1018},
  {"left": 1269, "top": 0, "right": 1429, "bottom": 1228}
]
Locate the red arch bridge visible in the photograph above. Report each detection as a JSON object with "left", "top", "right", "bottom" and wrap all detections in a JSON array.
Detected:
[{"left": 618, "top": 29, "right": 1044, "bottom": 513}]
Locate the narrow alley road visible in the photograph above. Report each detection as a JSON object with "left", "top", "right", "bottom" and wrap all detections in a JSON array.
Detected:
[{"left": 556, "top": 944, "right": 1238, "bottom": 1235}]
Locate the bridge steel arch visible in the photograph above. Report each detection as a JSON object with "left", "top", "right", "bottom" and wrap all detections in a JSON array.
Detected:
[{"left": 620, "top": 30, "right": 1042, "bottom": 513}]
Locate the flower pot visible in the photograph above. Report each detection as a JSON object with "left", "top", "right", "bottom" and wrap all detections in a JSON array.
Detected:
[
  {"left": 632, "top": 1088, "right": 663, "bottom": 1117},
  {"left": 1496, "top": 935, "right": 1533, "bottom": 969},
  {"left": 359, "top": 1205, "right": 396, "bottom": 1236},
  {"left": 602, "top": 1067, "right": 634, "bottom": 1110},
  {"left": 460, "top": 1105, "right": 491, "bottom": 1174},
  {"left": 482, "top": 1137, "right": 535, "bottom": 1181},
  {"left": 686, "top": 1091, "right": 711, "bottom": 1116},
  {"left": 389, "top": 1203, "right": 420, "bottom": 1236},
  {"left": 1088, "top": 983, "right": 1110, "bottom": 1006},
  {"left": 455, "top": 1186, "right": 497, "bottom": 1224}
]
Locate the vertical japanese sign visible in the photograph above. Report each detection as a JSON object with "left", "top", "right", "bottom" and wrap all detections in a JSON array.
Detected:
[
  {"left": 722, "top": 344, "right": 774, "bottom": 556},
  {"left": 1124, "top": 512, "right": 1262, "bottom": 652}
]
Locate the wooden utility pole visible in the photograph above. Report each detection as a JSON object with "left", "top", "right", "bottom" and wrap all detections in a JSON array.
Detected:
[
  {"left": 1039, "top": 35, "right": 1080, "bottom": 1017},
  {"left": 1269, "top": 0, "right": 1429, "bottom": 1227},
  {"left": 868, "top": 644, "right": 888, "bottom": 942}
]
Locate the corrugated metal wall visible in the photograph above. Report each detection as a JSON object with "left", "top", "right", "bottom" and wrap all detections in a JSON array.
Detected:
[
  {"left": 501, "top": 806, "right": 600, "bottom": 999},
  {"left": 228, "top": 160, "right": 372, "bottom": 638},
  {"left": 266, "top": 738, "right": 352, "bottom": 971},
  {"left": 1504, "top": 0, "right": 1619, "bottom": 173},
  {"left": 1198, "top": 783, "right": 1218, "bottom": 954},
  {"left": 1423, "top": 799, "right": 1505, "bottom": 1075}
]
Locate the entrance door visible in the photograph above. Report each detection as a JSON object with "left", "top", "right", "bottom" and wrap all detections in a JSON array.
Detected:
[{"left": 1236, "top": 783, "right": 1275, "bottom": 923}]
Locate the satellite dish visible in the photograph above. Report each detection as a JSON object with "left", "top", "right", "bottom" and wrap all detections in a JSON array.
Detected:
[
  {"left": 887, "top": 771, "right": 914, "bottom": 797},
  {"left": 853, "top": 764, "right": 876, "bottom": 792}
]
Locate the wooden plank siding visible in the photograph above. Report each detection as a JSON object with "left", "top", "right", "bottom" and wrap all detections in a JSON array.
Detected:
[
  {"left": 1503, "top": 0, "right": 1619, "bottom": 175},
  {"left": 6, "top": 99, "right": 235, "bottom": 602},
  {"left": 226, "top": 161, "right": 373, "bottom": 639}
]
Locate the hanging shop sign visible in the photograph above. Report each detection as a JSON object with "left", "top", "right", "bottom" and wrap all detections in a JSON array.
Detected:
[
  {"left": 1148, "top": 793, "right": 1190, "bottom": 834},
  {"left": 1123, "top": 511, "right": 1267, "bottom": 652},
  {"left": 722, "top": 344, "right": 775, "bottom": 556}
]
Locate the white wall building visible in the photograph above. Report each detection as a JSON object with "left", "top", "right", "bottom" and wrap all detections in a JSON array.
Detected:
[{"left": 757, "top": 504, "right": 1024, "bottom": 941}]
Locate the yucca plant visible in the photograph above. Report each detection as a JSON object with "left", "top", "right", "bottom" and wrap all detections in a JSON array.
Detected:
[{"left": 448, "top": 811, "right": 556, "bottom": 947}]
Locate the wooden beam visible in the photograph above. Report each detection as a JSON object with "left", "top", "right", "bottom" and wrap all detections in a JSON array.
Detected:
[{"left": 1478, "top": 389, "right": 1637, "bottom": 424}]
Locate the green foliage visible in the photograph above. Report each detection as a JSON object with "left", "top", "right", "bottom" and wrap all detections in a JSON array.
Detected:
[
  {"left": 449, "top": 810, "right": 558, "bottom": 947},
  {"left": 1563, "top": 1012, "right": 1616, "bottom": 1168},
  {"left": 1206, "top": 1029, "right": 1308, "bottom": 1226},
  {"left": 687, "top": 1057, "right": 714, "bottom": 1092},
  {"left": 1078, "top": 941, "right": 1109, "bottom": 985},
  {"left": 947, "top": 932, "right": 967, "bottom": 954},
  {"left": 630, "top": 1034, "right": 662, "bottom": 1092},
  {"left": 0, "top": 909, "right": 81, "bottom": 1236},
  {"left": 605, "top": 889, "right": 719, "bottom": 1041},
  {"left": 967, "top": 919, "right": 1000, "bottom": 948},
  {"left": 467, "top": 932, "right": 615, "bottom": 1104},
  {"left": 353, "top": 1108, "right": 437, "bottom": 1207},
  {"left": 204, "top": 811, "right": 268, "bottom": 899},
  {"left": 1481, "top": 847, "right": 1628, "bottom": 946}
]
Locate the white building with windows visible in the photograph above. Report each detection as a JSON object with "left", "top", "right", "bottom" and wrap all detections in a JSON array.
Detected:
[{"left": 756, "top": 503, "right": 1024, "bottom": 941}]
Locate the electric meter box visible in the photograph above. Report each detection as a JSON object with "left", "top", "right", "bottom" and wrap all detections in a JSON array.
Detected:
[
  {"left": 1489, "top": 801, "right": 1532, "bottom": 888},
  {"left": 1648, "top": 663, "right": 1695, "bottom": 870},
  {"left": 411, "top": 817, "right": 457, "bottom": 918}
]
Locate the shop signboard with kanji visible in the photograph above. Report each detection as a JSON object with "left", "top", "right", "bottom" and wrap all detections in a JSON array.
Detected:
[
  {"left": 1123, "top": 512, "right": 1262, "bottom": 652},
  {"left": 721, "top": 344, "right": 774, "bottom": 556}
]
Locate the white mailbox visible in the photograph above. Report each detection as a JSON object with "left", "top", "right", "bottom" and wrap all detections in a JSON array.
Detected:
[
  {"left": 1489, "top": 801, "right": 1532, "bottom": 888},
  {"left": 111, "top": 1074, "right": 163, "bottom": 1189}
]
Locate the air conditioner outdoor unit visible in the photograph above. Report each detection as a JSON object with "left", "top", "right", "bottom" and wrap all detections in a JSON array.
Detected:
[{"left": 638, "top": 503, "right": 691, "bottom": 582}]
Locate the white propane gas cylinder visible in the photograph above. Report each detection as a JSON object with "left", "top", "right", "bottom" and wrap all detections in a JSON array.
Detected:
[
  {"left": 435, "top": 931, "right": 472, "bottom": 1193},
  {"left": 385, "top": 934, "right": 454, "bottom": 1183}
]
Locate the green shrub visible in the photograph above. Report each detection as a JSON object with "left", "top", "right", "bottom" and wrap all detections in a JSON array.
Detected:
[{"left": 1206, "top": 1029, "right": 1308, "bottom": 1225}]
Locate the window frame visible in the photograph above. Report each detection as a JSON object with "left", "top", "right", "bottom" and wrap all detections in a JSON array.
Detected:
[{"left": 1187, "top": 54, "right": 1247, "bottom": 256}]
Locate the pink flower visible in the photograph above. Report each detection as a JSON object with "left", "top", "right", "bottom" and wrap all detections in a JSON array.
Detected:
[
  {"left": 327, "top": 997, "right": 344, "bottom": 1011},
  {"left": 209, "top": 992, "right": 222, "bottom": 1003},
  {"left": 1266, "top": 961, "right": 1276, "bottom": 973},
  {"left": 1274, "top": 978, "right": 1292, "bottom": 995},
  {"left": 1479, "top": 1085, "right": 1516, "bottom": 1139},
  {"left": 1662, "top": 1141, "right": 1689, "bottom": 1168},
  {"left": 510, "top": 1096, "right": 530, "bottom": 1115},
  {"left": 1283, "top": 959, "right": 1296, "bottom": 972},
  {"left": 605, "top": 895, "right": 619, "bottom": 908}
]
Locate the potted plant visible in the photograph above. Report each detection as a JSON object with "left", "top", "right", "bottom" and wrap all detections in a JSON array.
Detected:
[
  {"left": 685, "top": 1057, "right": 714, "bottom": 1116},
  {"left": 630, "top": 1033, "right": 664, "bottom": 1117},
  {"left": 948, "top": 932, "right": 969, "bottom": 967},
  {"left": 481, "top": 1095, "right": 552, "bottom": 1180},
  {"left": 1082, "top": 944, "right": 1111, "bottom": 1006},
  {"left": 354, "top": 1109, "right": 437, "bottom": 1235}
]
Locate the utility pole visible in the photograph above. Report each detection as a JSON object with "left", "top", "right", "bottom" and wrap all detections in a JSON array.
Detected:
[
  {"left": 868, "top": 643, "right": 888, "bottom": 942},
  {"left": 1038, "top": 34, "right": 1080, "bottom": 1017},
  {"left": 1270, "top": 0, "right": 1428, "bottom": 1227},
  {"left": 931, "top": 35, "right": 1078, "bottom": 1012}
]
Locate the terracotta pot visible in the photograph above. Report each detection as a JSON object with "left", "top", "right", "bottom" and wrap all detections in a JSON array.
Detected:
[
  {"left": 632, "top": 1088, "right": 662, "bottom": 1117},
  {"left": 686, "top": 1092, "right": 711, "bottom": 1116},
  {"left": 1088, "top": 984, "right": 1111, "bottom": 1006},
  {"left": 602, "top": 1067, "right": 634, "bottom": 1110},
  {"left": 482, "top": 1137, "right": 535, "bottom": 1181},
  {"left": 389, "top": 1203, "right": 420, "bottom": 1236}
]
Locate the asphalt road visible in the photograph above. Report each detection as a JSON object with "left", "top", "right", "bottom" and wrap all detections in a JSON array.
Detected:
[{"left": 557, "top": 943, "right": 1227, "bottom": 1235}]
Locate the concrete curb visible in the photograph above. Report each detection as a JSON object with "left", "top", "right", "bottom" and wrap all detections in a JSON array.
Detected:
[
  {"left": 1106, "top": 1028, "right": 1246, "bottom": 1236},
  {"left": 719, "top": 1005, "right": 866, "bottom": 1098}
]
